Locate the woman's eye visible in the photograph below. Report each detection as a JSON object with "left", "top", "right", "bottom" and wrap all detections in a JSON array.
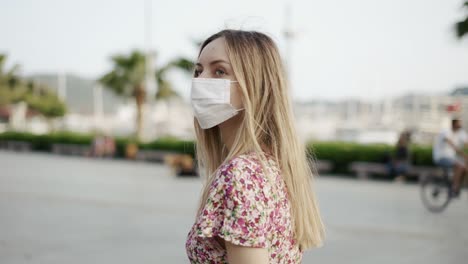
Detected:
[
  {"left": 194, "top": 69, "right": 202, "bottom": 77},
  {"left": 215, "top": 69, "right": 225, "bottom": 76}
]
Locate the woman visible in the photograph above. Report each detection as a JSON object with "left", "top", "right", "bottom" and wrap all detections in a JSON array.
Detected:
[{"left": 185, "top": 30, "right": 324, "bottom": 264}]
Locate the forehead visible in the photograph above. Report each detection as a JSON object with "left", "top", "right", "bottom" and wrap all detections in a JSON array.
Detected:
[{"left": 198, "top": 37, "right": 229, "bottom": 63}]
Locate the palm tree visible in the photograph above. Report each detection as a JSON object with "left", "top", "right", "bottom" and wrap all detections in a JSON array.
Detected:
[
  {"left": 0, "top": 54, "right": 66, "bottom": 119},
  {"left": 100, "top": 50, "right": 193, "bottom": 140},
  {"left": 455, "top": 1, "right": 468, "bottom": 39},
  {"left": 155, "top": 57, "right": 194, "bottom": 99},
  {"left": 0, "top": 54, "right": 21, "bottom": 94},
  {"left": 99, "top": 51, "right": 147, "bottom": 140}
]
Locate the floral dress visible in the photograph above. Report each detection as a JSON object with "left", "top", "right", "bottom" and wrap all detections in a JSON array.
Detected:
[{"left": 185, "top": 151, "right": 302, "bottom": 263}]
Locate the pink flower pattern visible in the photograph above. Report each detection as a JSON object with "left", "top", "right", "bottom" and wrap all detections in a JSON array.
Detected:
[{"left": 186, "top": 151, "right": 302, "bottom": 263}]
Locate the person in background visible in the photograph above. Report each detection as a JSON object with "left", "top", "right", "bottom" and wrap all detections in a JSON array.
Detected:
[
  {"left": 388, "top": 131, "right": 411, "bottom": 182},
  {"left": 92, "top": 134, "right": 105, "bottom": 158},
  {"left": 104, "top": 135, "right": 116, "bottom": 158},
  {"left": 433, "top": 118, "right": 468, "bottom": 197}
]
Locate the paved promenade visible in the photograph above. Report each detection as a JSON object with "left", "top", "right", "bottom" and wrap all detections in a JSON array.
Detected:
[{"left": 0, "top": 151, "right": 467, "bottom": 263}]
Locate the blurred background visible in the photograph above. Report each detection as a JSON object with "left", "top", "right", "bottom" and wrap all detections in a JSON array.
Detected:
[{"left": 1, "top": 0, "right": 468, "bottom": 263}]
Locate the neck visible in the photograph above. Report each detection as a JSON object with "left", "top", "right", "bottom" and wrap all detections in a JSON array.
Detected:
[
  {"left": 219, "top": 125, "right": 236, "bottom": 152},
  {"left": 218, "top": 115, "right": 243, "bottom": 152},
  {"left": 219, "top": 127, "right": 270, "bottom": 156},
  {"left": 218, "top": 115, "right": 271, "bottom": 155}
]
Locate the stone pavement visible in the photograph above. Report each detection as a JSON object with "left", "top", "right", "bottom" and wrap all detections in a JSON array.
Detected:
[{"left": 0, "top": 151, "right": 467, "bottom": 264}]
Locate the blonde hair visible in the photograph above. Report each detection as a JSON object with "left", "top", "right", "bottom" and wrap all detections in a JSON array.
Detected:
[{"left": 194, "top": 30, "right": 324, "bottom": 250}]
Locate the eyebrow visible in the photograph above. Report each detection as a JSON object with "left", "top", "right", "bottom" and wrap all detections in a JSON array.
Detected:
[{"left": 195, "top": 59, "right": 230, "bottom": 67}]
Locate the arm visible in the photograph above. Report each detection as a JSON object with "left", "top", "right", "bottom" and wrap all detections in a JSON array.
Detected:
[
  {"left": 203, "top": 157, "right": 270, "bottom": 263},
  {"left": 444, "top": 138, "right": 465, "bottom": 156},
  {"left": 225, "top": 241, "right": 269, "bottom": 264},
  {"left": 463, "top": 138, "right": 468, "bottom": 158}
]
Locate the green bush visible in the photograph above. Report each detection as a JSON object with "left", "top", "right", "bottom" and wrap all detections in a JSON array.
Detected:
[
  {"left": 309, "top": 141, "right": 392, "bottom": 174},
  {"left": 0, "top": 132, "right": 437, "bottom": 176},
  {"left": 139, "top": 137, "right": 195, "bottom": 157},
  {"left": 307, "top": 141, "right": 434, "bottom": 174},
  {"left": 410, "top": 145, "right": 434, "bottom": 166},
  {"left": 0, "top": 131, "right": 92, "bottom": 151},
  {"left": 0, "top": 131, "right": 195, "bottom": 158}
]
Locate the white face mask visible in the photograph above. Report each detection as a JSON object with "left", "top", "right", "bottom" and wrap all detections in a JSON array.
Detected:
[{"left": 190, "top": 78, "right": 244, "bottom": 129}]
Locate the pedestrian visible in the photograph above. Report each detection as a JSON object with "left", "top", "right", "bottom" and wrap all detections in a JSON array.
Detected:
[
  {"left": 388, "top": 131, "right": 411, "bottom": 182},
  {"left": 185, "top": 30, "right": 324, "bottom": 264},
  {"left": 103, "top": 135, "right": 115, "bottom": 158},
  {"left": 92, "top": 133, "right": 105, "bottom": 158}
]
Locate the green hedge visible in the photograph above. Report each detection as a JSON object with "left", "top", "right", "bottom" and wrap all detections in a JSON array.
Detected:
[
  {"left": 138, "top": 137, "right": 195, "bottom": 156},
  {"left": 0, "top": 132, "right": 434, "bottom": 175},
  {"left": 308, "top": 141, "right": 434, "bottom": 174},
  {"left": 0, "top": 131, "right": 92, "bottom": 152},
  {"left": 0, "top": 131, "right": 195, "bottom": 158}
]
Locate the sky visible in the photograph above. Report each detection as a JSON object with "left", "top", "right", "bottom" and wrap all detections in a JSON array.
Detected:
[{"left": 1, "top": 0, "right": 468, "bottom": 102}]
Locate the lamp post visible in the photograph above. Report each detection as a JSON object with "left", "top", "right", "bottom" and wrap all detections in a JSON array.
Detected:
[
  {"left": 145, "top": 0, "right": 157, "bottom": 102},
  {"left": 283, "top": 1, "right": 293, "bottom": 78},
  {"left": 57, "top": 71, "right": 67, "bottom": 102}
]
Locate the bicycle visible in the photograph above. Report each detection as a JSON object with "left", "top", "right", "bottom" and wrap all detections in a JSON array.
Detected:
[{"left": 420, "top": 165, "right": 453, "bottom": 213}]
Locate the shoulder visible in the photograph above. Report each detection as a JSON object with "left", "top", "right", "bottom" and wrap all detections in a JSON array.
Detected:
[
  {"left": 217, "top": 151, "right": 273, "bottom": 186},
  {"left": 212, "top": 151, "right": 277, "bottom": 201},
  {"left": 439, "top": 130, "right": 451, "bottom": 139},
  {"left": 460, "top": 130, "right": 468, "bottom": 137}
]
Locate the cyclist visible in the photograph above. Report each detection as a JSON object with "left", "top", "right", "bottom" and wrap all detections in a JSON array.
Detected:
[{"left": 433, "top": 118, "right": 468, "bottom": 198}]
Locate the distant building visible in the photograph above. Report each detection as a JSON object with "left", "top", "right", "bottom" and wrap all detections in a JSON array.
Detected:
[{"left": 294, "top": 93, "right": 467, "bottom": 145}]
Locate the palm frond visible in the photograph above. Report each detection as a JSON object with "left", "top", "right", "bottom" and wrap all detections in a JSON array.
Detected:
[
  {"left": 99, "top": 50, "right": 146, "bottom": 97},
  {"left": 153, "top": 57, "right": 194, "bottom": 100},
  {"left": 455, "top": 17, "right": 468, "bottom": 38},
  {"left": 169, "top": 57, "right": 194, "bottom": 73}
]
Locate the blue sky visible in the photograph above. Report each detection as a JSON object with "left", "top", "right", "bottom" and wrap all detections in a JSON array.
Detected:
[{"left": 1, "top": 0, "right": 468, "bottom": 101}]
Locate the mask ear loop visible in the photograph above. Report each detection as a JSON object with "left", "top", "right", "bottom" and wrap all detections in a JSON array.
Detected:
[{"left": 229, "top": 80, "right": 244, "bottom": 112}]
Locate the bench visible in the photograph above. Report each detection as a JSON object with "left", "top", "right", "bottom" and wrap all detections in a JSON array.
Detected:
[
  {"left": 349, "top": 162, "right": 388, "bottom": 179},
  {"left": 0, "top": 140, "right": 32, "bottom": 152},
  {"left": 163, "top": 153, "right": 198, "bottom": 177},
  {"left": 349, "top": 161, "right": 442, "bottom": 181},
  {"left": 135, "top": 150, "right": 179, "bottom": 163},
  {"left": 313, "top": 160, "right": 333, "bottom": 174},
  {"left": 51, "top": 144, "right": 91, "bottom": 156}
]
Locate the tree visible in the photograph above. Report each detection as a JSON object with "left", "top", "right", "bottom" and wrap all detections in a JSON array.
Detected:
[
  {"left": 0, "top": 54, "right": 21, "bottom": 90},
  {"left": 155, "top": 57, "right": 194, "bottom": 100},
  {"left": 99, "top": 51, "right": 147, "bottom": 140},
  {"left": 455, "top": 1, "right": 468, "bottom": 39},
  {"left": 0, "top": 54, "right": 66, "bottom": 120},
  {"left": 100, "top": 50, "right": 193, "bottom": 140}
]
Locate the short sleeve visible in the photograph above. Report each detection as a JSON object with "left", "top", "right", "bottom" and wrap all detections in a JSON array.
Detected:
[
  {"left": 441, "top": 130, "right": 448, "bottom": 140},
  {"left": 462, "top": 131, "right": 468, "bottom": 143},
  {"left": 195, "top": 156, "right": 270, "bottom": 248}
]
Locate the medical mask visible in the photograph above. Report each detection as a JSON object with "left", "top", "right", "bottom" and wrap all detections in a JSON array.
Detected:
[{"left": 190, "top": 78, "right": 244, "bottom": 129}]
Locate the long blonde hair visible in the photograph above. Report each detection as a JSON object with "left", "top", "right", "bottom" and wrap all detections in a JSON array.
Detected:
[{"left": 194, "top": 29, "right": 324, "bottom": 250}]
